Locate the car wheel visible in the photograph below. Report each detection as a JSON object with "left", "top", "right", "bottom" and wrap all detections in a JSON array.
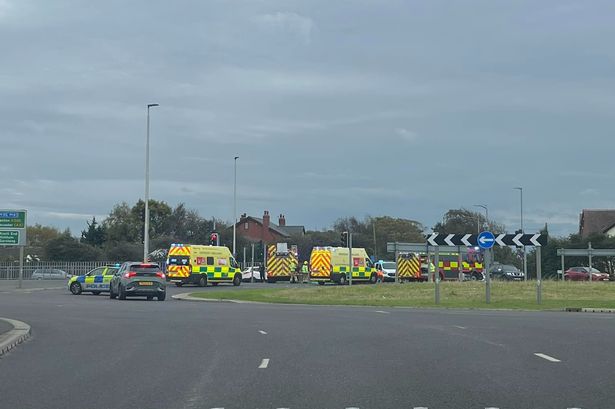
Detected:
[
  {"left": 175, "top": 282, "right": 183, "bottom": 287},
  {"left": 109, "top": 286, "right": 117, "bottom": 299},
  {"left": 157, "top": 292, "right": 166, "bottom": 301},
  {"left": 339, "top": 274, "right": 347, "bottom": 285},
  {"left": 369, "top": 273, "right": 378, "bottom": 284},
  {"left": 211, "top": 282, "right": 218, "bottom": 286},
  {"left": 70, "top": 282, "right": 82, "bottom": 295},
  {"left": 198, "top": 275, "right": 207, "bottom": 287},
  {"left": 118, "top": 284, "right": 126, "bottom": 300},
  {"left": 233, "top": 274, "right": 241, "bottom": 286},
  {"left": 147, "top": 296, "right": 154, "bottom": 301},
  {"left": 267, "top": 278, "right": 276, "bottom": 283},
  {"left": 92, "top": 291, "right": 101, "bottom": 295},
  {"left": 318, "top": 281, "right": 325, "bottom": 286}
]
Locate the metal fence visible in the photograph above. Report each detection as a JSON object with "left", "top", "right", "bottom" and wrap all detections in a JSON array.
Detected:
[
  {"left": 0, "top": 260, "right": 265, "bottom": 279},
  {"left": 0, "top": 261, "right": 117, "bottom": 280}
]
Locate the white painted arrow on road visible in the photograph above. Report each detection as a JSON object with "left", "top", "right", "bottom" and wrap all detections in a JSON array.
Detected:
[
  {"left": 461, "top": 234, "right": 472, "bottom": 246},
  {"left": 428, "top": 234, "right": 438, "bottom": 246},
  {"left": 513, "top": 233, "right": 523, "bottom": 247},
  {"left": 445, "top": 234, "right": 455, "bottom": 246},
  {"left": 530, "top": 234, "right": 541, "bottom": 246},
  {"left": 495, "top": 234, "right": 506, "bottom": 247}
]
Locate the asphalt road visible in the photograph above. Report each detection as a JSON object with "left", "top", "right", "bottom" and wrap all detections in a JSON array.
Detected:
[{"left": 0, "top": 282, "right": 613, "bottom": 409}]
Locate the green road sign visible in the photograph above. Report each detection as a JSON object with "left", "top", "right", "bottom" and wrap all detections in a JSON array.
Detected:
[
  {"left": 0, "top": 230, "right": 20, "bottom": 245},
  {"left": 0, "top": 210, "right": 26, "bottom": 229}
]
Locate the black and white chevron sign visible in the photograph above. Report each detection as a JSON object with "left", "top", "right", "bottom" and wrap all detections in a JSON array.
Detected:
[{"left": 426, "top": 233, "right": 547, "bottom": 247}]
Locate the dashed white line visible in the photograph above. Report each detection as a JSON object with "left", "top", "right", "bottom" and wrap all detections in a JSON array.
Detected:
[
  {"left": 413, "top": 407, "right": 429, "bottom": 409},
  {"left": 534, "top": 352, "right": 561, "bottom": 362},
  {"left": 258, "top": 358, "right": 270, "bottom": 369},
  {"left": 453, "top": 325, "right": 467, "bottom": 330},
  {"left": 374, "top": 310, "right": 390, "bottom": 314},
  {"left": 259, "top": 330, "right": 267, "bottom": 335}
]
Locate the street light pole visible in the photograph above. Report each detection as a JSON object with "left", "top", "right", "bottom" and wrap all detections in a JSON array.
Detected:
[
  {"left": 473, "top": 204, "right": 488, "bottom": 231},
  {"left": 514, "top": 187, "right": 527, "bottom": 281},
  {"left": 144, "top": 103, "right": 159, "bottom": 262},
  {"left": 233, "top": 156, "right": 239, "bottom": 257}
]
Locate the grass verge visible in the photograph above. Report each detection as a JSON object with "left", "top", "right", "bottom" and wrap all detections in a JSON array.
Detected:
[{"left": 190, "top": 281, "right": 615, "bottom": 310}]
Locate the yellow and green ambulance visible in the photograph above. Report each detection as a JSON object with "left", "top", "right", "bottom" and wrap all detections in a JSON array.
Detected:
[{"left": 166, "top": 244, "right": 242, "bottom": 287}]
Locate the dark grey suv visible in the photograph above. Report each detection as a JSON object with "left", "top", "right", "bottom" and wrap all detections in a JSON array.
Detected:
[
  {"left": 109, "top": 262, "right": 166, "bottom": 301},
  {"left": 488, "top": 264, "right": 524, "bottom": 281}
]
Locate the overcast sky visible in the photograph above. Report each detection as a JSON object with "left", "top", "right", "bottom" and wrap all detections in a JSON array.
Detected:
[{"left": 2, "top": 0, "right": 615, "bottom": 237}]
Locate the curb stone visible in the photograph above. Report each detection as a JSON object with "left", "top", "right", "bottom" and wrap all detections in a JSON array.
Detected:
[
  {"left": 0, "top": 318, "right": 31, "bottom": 357},
  {"left": 566, "top": 307, "right": 615, "bottom": 313}
]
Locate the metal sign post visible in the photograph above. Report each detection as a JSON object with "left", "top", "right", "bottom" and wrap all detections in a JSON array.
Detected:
[
  {"left": 536, "top": 247, "right": 542, "bottom": 304},
  {"left": 348, "top": 233, "right": 353, "bottom": 286},
  {"left": 477, "top": 231, "right": 495, "bottom": 304},
  {"left": 394, "top": 242, "right": 399, "bottom": 284},
  {"left": 434, "top": 248, "right": 440, "bottom": 304},
  {"left": 457, "top": 246, "right": 463, "bottom": 282},
  {"left": 251, "top": 243, "right": 255, "bottom": 283}
]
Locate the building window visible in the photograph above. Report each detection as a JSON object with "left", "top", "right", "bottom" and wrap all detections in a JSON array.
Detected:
[{"left": 244, "top": 222, "right": 249, "bottom": 230}]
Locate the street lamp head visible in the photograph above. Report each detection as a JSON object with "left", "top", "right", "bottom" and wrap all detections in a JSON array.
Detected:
[
  {"left": 234, "top": 156, "right": 239, "bottom": 160},
  {"left": 514, "top": 187, "right": 522, "bottom": 191},
  {"left": 147, "top": 103, "right": 159, "bottom": 108}
]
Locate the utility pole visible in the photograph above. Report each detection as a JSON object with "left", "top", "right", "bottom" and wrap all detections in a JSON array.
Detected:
[
  {"left": 348, "top": 232, "right": 353, "bottom": 286},
  {"left": 143, "top": 103, "right": 159, "bottom": 262},
  {"left": 232, "top": 156, "right": 239, "bottom": 257},
  {"left": 514, "top": 187, "right": 527, "bottom": 281}
]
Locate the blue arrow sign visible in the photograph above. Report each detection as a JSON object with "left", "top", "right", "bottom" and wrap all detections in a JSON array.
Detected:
[{"left": 477, "top": 231, "right": 495, "bottom": 249}]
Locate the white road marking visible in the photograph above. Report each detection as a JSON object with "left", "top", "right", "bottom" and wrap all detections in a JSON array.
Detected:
[
  {"left": 534, "top": 353, "right": 561, "bottom": 362},
  {"left": 413, "top": 407, "right": 428, "bottom": 409},
  {"left": 258, "top": 358, "right": 270, "bottom": 369},
  {"left": 485, "top": 407, "right": 500, "bottom": 409},
  {"left": 346, "top": 407, "right": 360, "bottom": 409},
  {"left": 375, "top": 310, "right": 390, "bottom": 314},
  {"left": 259, "top": 330, "right": 267, "bottom": 335},
  {"left": 453, "top": 325, "right": 467, "bottom": 329}
]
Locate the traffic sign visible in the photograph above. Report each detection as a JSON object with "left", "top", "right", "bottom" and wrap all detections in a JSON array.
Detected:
[
  {"left": 0, "top": 211, "right": 26, "bottom": 229},
  {"left": 426, "top": 233, "right": 546, "bottom": 247},
  {"left": 0, "top": 209, "right": 27, "bottom": 246},
  {"left": 0, "top": 230, "right": 20, "bottom": 245},
  {"left": 477, "top": 231, "right": 495, "bottom": 249}
]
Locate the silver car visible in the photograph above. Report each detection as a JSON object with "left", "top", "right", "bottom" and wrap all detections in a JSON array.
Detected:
[
  {"left": 31, "top": 268, "right": 68, "bottom": 280},
  {"left": 109, "top": 262, "right": 166, "bottom": 301}
]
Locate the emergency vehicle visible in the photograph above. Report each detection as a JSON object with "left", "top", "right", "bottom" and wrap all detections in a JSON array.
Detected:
[
  {"left": 68, "top": 265, "right": 119, "bottom": 295},
  {"left": 395, "top": 253, "right": 423, "bottom": 282},
  {"left": 265, "top": 243, "right": 298, "bottom": 283},
  {"left": 166, "top": 244, "right": 242, "bottom": 287},
  {"left": 420, "top": 249, "right": 484, "bottom": 281},
  {"left": 309, "top": 247, "right": 379, "bottom": 285}
]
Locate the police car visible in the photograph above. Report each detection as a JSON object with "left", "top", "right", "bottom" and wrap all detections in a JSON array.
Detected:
[{"left": 68, "top": 265, "right": 120, "bottom": 295}]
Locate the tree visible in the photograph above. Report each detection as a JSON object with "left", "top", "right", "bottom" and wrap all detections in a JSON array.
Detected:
[
  {"left": 81, "top": 217, "right": 106, "bottom": 247},
  {"left": 44, "top": 231, "right": 101, "bottom": 261},
  {"left": 104, "top": 202, "right": 140, "bottom": 243},
  {"left": 131, "top": 199, "right": 172, "bottom": 242},
  {"left": 433, "top": 208, "right": 504, "bottom": 235}
]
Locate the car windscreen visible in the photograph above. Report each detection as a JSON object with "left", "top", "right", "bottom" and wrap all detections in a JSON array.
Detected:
[
  {"left": 382, "top": 262, "right": 396, "bottom": 269},
  {"left": 129, "top": 265, "right": 161, "bottom": 273}
]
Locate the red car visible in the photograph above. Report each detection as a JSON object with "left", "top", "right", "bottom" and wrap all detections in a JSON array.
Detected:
[{"left": 564, "top": 267, "right": 609, "bottom": 281}]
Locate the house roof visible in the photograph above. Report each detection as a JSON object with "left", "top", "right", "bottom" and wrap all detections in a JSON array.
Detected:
[
  {"left": 233, "top": 216, "right": 291, "bottom": 238},
  {"left": 277, "top": 225, "right": 306, "bottom": 236},
  {"left": 579, "top": 209, "right": 615, "bottom": 236}
]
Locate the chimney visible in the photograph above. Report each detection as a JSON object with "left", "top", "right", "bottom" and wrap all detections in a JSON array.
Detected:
[
  {"left": 263, "top": 210, "right": 270, "bottom": 229},
  {"left": 240, "top": 213, "right": 247, "bottom": 221},
  {"left": 278, "top": 214, "right": 286, "bottom": 226}
]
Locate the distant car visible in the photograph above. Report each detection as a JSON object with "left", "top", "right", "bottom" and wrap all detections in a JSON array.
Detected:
[
  {"left": 68, "top": 265, "right": 119, "bottom": 295},
  {"left": 242, "top": 266, "right": 261, "bottom": 282},
  {"left": 375, "top": 261, "right": 397, "bottom": 282},
  {"left": 488, "top": 264, "right": 524, "bottom": 281},
  {"left": 109, "top": 262, "right": 166, "bottom": 301},
  {"left": 564, "top": 267, "right": 609, "bottom": 281},
  {"left": 31, "top": 268, "right": 68, "bottom": 280}
]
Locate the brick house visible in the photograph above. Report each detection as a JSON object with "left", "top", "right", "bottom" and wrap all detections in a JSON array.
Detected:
[
  {"left": 233, "top": 210, "right": 305, "bottom": 243},
  {"left": 579, "top": 209, "right": 615, "bottom": 238}
]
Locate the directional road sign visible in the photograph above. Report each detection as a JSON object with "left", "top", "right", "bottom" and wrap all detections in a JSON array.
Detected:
[
  {"left": 477, "top": 231, "right": 495, "bottom": 249},
  {"left": 426, "top": 233, "right": 546, "bottom": 247},
  {"left": 0, "top": 209, "right": 27, "bottom": 246},
  {"left": 0, "top": 230, "right": 20, "bottom": 245}
]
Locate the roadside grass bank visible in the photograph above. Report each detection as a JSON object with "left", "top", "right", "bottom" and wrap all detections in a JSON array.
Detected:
[{"left": 190, "top": 281, "right": 615, "bottom": 310}]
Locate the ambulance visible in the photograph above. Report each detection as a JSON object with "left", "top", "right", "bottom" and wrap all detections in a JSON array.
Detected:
[
  {"left": 309, "top": 247, "right": 379, "bottom": 285},
  {"left": 166, "top": 244, "right": 242, "bottom": 287}
]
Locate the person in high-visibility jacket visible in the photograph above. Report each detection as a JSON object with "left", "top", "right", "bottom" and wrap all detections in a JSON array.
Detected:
[{"left": 301, "top": 261, "right": 309, "bottom": 284}]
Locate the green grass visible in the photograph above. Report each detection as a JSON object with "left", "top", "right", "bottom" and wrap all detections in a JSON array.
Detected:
[{"left": 190, "top": 281, "right": 615, "bottom": 310}]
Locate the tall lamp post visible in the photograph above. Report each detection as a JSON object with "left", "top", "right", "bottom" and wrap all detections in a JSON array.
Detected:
[
  {"left": 232, "top": 156, "right": 239, "bottom": 257},
  {"left": 514, "top": 187, "right": 527, "bottom": 280},
  {"left": 144, "top": 103, "right": 159, "bottom": 262},
  {"left": 473, "top": 204, "right": 489, "bottom": 231}
]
